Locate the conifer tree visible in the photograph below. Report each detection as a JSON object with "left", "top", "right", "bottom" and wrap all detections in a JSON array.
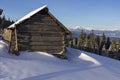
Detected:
[
  {"left": 84, "top": 34, "right": 91, "bottom": 52},
  {"left": 78, "top": 30, "right": 86, "bottom": 49},
  {"left": 108, "top": 40, "right": 117, "bottom": 52},
  {"left": 95, "top": 35, "right": 100, "bottom": 53},
  {"left": 99, "top": 32, "right": 106, "bottom": 55},
  {"left": 0, "top": 16, "right": 14, "bottom": 33},
  {"left": 118, "top": 40, "right": 120, "bottom": 53},
  {"left": 105, "top": 37, "right": 111, "bottom": 51},
  {"left": 89, "top": 30, "right": 95, "bottom": 52}
]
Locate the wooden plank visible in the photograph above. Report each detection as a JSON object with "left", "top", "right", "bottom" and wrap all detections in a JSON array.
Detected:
[
  {"left": 30, "top": 49, "right": 63, "bottom": 53},
  {"left": 18, "top": 31, "right": 63, "bottom": 34},
  {"left": 19, "top": 23, "right": 58, "bottom": 26},
  {"left": 18, "top": 45, "right": 64, "bottom": 50},
  {"left": 29, "top": 18, "right": 54, "bottom": 22},
  {"left": 8, "top": 30, "right": 12, "bottom": 53},
  {"left": 18, "top": 36, "right": 64, "bottom": 41},
  {"left": 18, "top": 41, "right": 64, "bottom": 46},
  {"left": 17, "top": 33, "right": 63, "bottom": 37},
  {"left": 18, "top": 40, "right": 65, "bottom": 43},
  {"left": 17, "top": 25, "right": 61, "bottom": 30},
  {"left": 18, "top": 30, "right": 64, "bottom": 33},
  {"left": 18, "top": 29, "right": 62, "bottom": 32},
  {"left": 18, "top": 38, "right": 64, "bottom": 42},
  {"left": 19, "top": 24, "right": 59, "bottom": 28},
  {"left": 14, "top": 28, "right": 19, "bottom": 54},
  {"left": 29, "top": 46, "right": 64, "bottom": 50},
  {"left": 21, "top": 21, "right": 58, "bottom": 25},
  {"left": 18, "top": 47, "right": 63, "bottom": 53},
  {"left": 22, "top": 27, "right": 61, "bottom": 31}
]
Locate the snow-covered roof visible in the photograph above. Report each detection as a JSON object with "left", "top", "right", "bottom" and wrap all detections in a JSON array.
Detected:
[{"left": 8, "top": 5, "right": 48, "bottom": 28}]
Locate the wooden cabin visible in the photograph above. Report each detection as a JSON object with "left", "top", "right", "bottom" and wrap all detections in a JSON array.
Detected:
[{"left": 3, "top": 5, "right": 71, "bottom": 56}]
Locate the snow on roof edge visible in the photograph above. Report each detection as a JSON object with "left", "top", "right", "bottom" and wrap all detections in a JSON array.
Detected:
[{"left": 8, "top": 5, "right": 48, "bottom": 28}]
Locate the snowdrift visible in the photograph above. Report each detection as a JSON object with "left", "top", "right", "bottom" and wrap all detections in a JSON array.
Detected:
[{"left": 0, "top": 40, "right": 120, "bottom": 80}]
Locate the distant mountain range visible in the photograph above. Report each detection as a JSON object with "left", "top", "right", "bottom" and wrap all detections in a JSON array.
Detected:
[{"left": 69, "top": 26, "right": 120, "bottom": 41}]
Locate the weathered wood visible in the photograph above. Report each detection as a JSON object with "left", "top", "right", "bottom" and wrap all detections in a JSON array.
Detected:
[
  {"left": 18, "top": 41, "right": 64, "bottom": 46},
  {"left": 18, "top": 38, "right": 64, "bottom": 42},
  {"left": 17, "top": 32, "right": 64, "bottom": 37},
  {"left": 30, "top": 46, "right": 64, "bottom": 50},
  {"left": 17, "top": 26, "right": 62, "bottom": 31},
  {"left": 8, "top": 30, "right": 12, "bottom": 53},
  {"left": 3, "top": 6, "right": 71, "bottom": 56},
  {"left": 17, "top": 36, "right": 64, "bottom": 42},
  {"left": 3, "top": 29, "right": 11, "bottom": 42},
  {"left": 17, "top": 31, "right": 64, "bottom": 34},
  {"left": 18, "top": 45, "right": 64, "bottom": 50},
  {"left": 13, "top": 28, "right": 19, "bottom": 55}
]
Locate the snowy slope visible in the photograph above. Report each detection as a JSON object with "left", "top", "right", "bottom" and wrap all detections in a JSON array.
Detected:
[{"left": 0, "top": 40, "right": 120, "bottom": 80}]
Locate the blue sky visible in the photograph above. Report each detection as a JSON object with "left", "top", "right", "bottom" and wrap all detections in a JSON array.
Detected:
[{"left": 0, "top": 0, "right": 120, "bottom": 30}]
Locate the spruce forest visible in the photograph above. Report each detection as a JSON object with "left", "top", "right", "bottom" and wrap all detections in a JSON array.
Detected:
[
  {"left": 0, "top": 16, "right": 14, "bottom": 33},
  {"left": 69, "top": 30, "right": 120, "bottom": 60}
]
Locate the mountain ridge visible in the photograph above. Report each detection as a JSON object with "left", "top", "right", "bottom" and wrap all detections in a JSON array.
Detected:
[{"left": 69, "top": 26, "right": 120, "bottom": 38}]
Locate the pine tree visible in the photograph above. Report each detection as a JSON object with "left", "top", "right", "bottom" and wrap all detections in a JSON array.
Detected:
[
  {"left": 72, "top": 37, "right": 78, "bottom": 48},
  {"left": 84, "top": 34, "right": 91, "bottom": 52},
  {"left": 78, "top": 30, "right": 86, "bottom": 49},
  {"left": 95, "top": 35, "right": 100, "bottom": 54},
  {"left": 89, "top": 30, "right": 95, "bottom": 52},
  {"left": 118, "top": 40, "right": 120, "bottom": 53},
  {"left": 108, "top": 40, "right": 117, "bottom": 52},
  {"left": 0, "top": 16, "right": 14, "bottom": 33},
  {"left": 0, "top": 16, "right": 5, "bottom": 33},
  {"left": 99, "top": 32, "right": 106, "bottom": 55},
  {"left": 105, "top": 37, "right": 111, "bottom": 51}
]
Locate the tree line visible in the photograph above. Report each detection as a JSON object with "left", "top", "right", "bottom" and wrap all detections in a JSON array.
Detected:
[
  {"left": 0, "top": 15, "right": 14, "bottom": 33},
  {"left": 68, "top": 30, "right": 120, "bottom": 60}
]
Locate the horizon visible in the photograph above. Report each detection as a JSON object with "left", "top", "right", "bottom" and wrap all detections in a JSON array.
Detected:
[{"left": 0, "top": 0, "right": 120, "bottom": 30}]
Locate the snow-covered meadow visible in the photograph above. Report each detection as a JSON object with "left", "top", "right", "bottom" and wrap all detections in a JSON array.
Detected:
[{"left": 0, "top": 40, "right": 120, "bottom": 80}]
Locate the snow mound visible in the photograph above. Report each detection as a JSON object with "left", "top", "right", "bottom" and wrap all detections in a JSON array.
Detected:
[{"left": 0, "top": 40, "right": 120, "bottom": 80}]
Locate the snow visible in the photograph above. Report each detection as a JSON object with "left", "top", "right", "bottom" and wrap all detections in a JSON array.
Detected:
[
  {"left": 8, "top": 5, "right": 48, "bottom": 28},
  {"left": 0, "top": 40, "right": 120, "bottom": 80}
]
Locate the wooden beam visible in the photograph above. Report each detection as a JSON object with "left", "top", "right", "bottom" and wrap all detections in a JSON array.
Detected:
[
  {"left": 14, "top": 27, "right": 19, "bottom": 55},
  {"left": 8, "top": 30, "right": 12, "bottom": 53}
]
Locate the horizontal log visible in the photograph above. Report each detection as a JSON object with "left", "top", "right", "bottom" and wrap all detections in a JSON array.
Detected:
[
  {"left": 20, "top": 23, "right": 58, "bottom": 26},
  {"left": 28, "top": 18, "right": 54, "bottom": 22},
  {"left": 25, "top": 22, "right": 57, "bottom": 25},
  {"left": 18, "top": 40, "right": 65, "bottom": 43},
  {"left": 30, "top": 46, "right": 64, "bottom": 50},
  {"left": 18, "top": 29, "right": 62, "bottom": 32},
  {"left": 18, "top": 41, "right": 65, "bottom": 46},
  {"left": 17, "top": 31, "right": 64, "bottom": 34},
  {"left": 17, "top": 38, "right": 64, "bottom": 42},
  {"left": 19, "top": 48, "right": 64, "bottom": 54},
  {"left": 30, "top": 49, "right": 64, "bottom": 54},
  {"left": 18, "top": 45, "right": 64, "bottom": 50},
  {"left": 17, "top": 26, "right": 62, "bottom": 31},
  {"left": 35, "top": 14, "right": 50, "bottom": 18},
  {"left": 17, "top": 32, "right": 64, "bottom": 37},
  {"left": 18, "top": 24, "right": 59, "bottom": 28},
  {"left": 21, "top": 36, "right": 65, "bottom": 41}
]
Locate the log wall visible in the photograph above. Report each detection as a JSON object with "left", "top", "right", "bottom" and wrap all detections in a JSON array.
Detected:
[{"left": 16, "top": 11, "right": 66, "bottom": 54}]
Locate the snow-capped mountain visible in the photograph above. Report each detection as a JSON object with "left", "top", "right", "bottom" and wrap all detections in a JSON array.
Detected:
[{"left": 69, "top": 26, "right": 120, "bottom": 38}]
